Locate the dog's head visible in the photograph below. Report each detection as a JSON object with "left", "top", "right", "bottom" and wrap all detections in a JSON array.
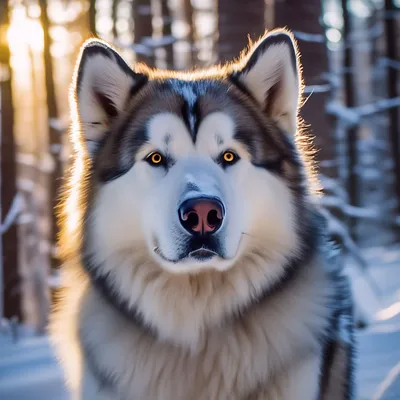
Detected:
[{"left": 67, "top": 30, "right": 312, "bottom": 278}]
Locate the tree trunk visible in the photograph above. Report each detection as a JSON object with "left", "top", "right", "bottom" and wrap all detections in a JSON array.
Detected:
[
  {"left": 161, "top": 0, "right": 174, "bottom": 69},
  {"left": 274, "top": 0, "right": 336, "bottom": 177},
  {"left": 340, "top": 0, "right": 358, "bottom": 234},
  {"left": 182, "top": 0, "right": 195, "bottom": 67},
  {"left": 39, "top": 0, "right": 63, "bottom": 273},
  {"left": 112, "top": 0, "right": 119, "bottom": 39},
  {"left": 133, "top": 0, "right": 154, "bottom": 65},
  {"left": 384, "top": 0, "right": 400, "bottom": 211},
  {"left": 0, "top": 0, "right": 21, "bottom": 321},
  {"left": 89, "top": 0, "right": 97, "bottom": 36},
  {"left": 217, "top": 0, "right": 265, "bottom": 62}
]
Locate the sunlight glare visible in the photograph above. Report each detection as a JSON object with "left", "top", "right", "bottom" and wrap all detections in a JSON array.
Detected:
[{"left": 7, "top": 6, "right": 44, "bottom": 52}]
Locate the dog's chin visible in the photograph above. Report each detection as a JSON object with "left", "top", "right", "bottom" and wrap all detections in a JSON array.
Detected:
[{"left": 152, "top": 246, "right": 236, "bottom": 274}]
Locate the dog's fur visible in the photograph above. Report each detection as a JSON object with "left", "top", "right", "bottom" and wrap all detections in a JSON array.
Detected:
[{"left": 50, "top": 29, "right": 355, "bottom": 399}]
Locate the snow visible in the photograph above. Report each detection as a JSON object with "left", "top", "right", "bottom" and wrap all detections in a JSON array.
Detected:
[
  {"left": 49, "top": 118, "right": 67, "bottom": 133},
  {"left": 0, "top": 332, "right": 67, "bottom": 400},
  {"left": 357, "top": 327, "right": 400, "bottom": 399},
  {"left": 0, "top": 194, "right": 24, "bottom": 234}
]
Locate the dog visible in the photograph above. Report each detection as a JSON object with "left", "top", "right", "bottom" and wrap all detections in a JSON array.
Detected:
[{"left": 50, "top": 29, "right": 355, "bottom": 399}]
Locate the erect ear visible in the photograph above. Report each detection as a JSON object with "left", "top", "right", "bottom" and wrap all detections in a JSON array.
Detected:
[
  {"left": 232, "top": 30, "right": 301, "bottom": 135},
  {"left": 73, "top": 39, "right": 147, "bottom": 154}
]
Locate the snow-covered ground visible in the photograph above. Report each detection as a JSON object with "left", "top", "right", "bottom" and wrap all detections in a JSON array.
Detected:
[
  {"left": 0, "top": 333, "right": 67, "bottom": 400},
  {"left": 1, "top": 246, "right": 400, "bottom": 400}
]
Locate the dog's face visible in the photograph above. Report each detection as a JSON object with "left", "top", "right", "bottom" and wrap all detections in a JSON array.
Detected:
[{"left": 72, "top": 31, "right": 305, "bottom": 275}]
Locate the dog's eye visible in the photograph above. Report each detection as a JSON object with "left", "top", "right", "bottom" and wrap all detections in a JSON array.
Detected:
[
  {"left": 146, "top": 152, "right": 164, "bottom": 166},
  {"left": 221, "top": 151, "right": 239, "bottom": 166}
]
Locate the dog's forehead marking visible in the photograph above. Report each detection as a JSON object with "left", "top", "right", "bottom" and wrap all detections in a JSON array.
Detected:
[
  {"left": 196, "top": 112, "right": 236, "bottom": 155},
  {"left": 215, "top": 134, "right": 224, "bottom": 146},
  {"left": 181, "top": 85, "right": 197, "bottom": 135},
  {"left": 164, "top": 134, "right": 172, "bottom": 146},
  {"left": 147, "top": 113, "right": 194, "bottom": 155}
]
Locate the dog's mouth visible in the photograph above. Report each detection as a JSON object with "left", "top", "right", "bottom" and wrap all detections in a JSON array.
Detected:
[
  {"left": 151, "top": 234, "right": 247, "bottom": 270},
  {"left": 153, "top": 246, "right": 220, "bottom": 264}
]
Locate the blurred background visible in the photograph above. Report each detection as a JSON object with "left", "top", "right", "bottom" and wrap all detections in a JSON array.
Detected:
[{"left": 0, "top": 0, "right": 399, "bottom": 399}]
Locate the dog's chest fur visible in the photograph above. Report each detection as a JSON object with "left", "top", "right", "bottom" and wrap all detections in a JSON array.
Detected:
[{"left": 72, "top": 258, "right": 332, "bottom": 400}]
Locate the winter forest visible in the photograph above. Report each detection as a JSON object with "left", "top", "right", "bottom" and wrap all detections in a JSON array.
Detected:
[{"left": 0, "top": 0, "right": 400, "bottom": 399}]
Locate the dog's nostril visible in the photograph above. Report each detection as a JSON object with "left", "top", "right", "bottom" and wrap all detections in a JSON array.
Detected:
[
  {"left": 185, "top": 211, "right": 199, "bottom": 230},
  {"left": 207, "top": 209, "right": 222, "bottom": 227},
  {"left": 179, "top": 197, "right": 224, "bottom": 236}
]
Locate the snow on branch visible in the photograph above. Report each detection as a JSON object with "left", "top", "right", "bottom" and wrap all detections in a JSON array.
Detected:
[
  {"left": 126, "top": 36, "right": 177, "bottom": 57},
  {"left": 17, "top": 178, "right": 35, "bottom": 192},
  {"left": 357, "top": 97, "right": 400, "bottom": 118},
  {"left": 320, "top": 196, "right": 382, "bottom": 221},
  {"left": 327, "top": 97, "right": 400, "bottom": 126},
  {"left": 377, "top": 57, "right": 400, "bottom": 71},
  {"left": 320, "top": 174, "right": 348, "bottom": 199},
  {"left": 292, "top": 31, "right": 325, "bottom": 43},
  {"left": 17, "top": 153, "right": 36, "bottom": 167},
  {"left": 1, "top": 194, "right": 24, "bottom": 235},
  {"left": 320, "top": 208, "right": 368, "bottom": 270},
  {"left": 49, "top": 118, "right": 68, "bottom": 133},
  {"left": 142, "top": 36, "right": 176, "bottom": 48},
  {"left": 304, "top": 84, "right": 331, "bottom": 94},
  {"left": 326, "top": 102, "right": 360, "bottom": 126}
]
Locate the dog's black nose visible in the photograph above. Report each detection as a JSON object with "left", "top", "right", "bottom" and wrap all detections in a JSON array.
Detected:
[{"left": 179, "top": 197, "right": 224, "bottom": 236}]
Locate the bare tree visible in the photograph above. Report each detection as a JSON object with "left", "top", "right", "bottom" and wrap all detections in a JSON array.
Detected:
[
  {"left": 274, "top": 0, "right": 337, "bottom": 179},
  {"left": 39, "top": 0, "right": 63, "bottom": 273},
  {"left": 112, "top": 0, "right": 119, "bottom": 39},
  {"left": 133, "top": 0, "right": 154, "bottom": 65},
  {"left": 0, "top": 0, "right": 21, "bottom": 320},
  {"left": 182, "top": 0, "right": 195, "bottom": 67},
  {"left": 341, "top": 0, "right": 359, "bottom": 232},
  {"left": 89, "top": 0, "right": 97, "bottom": 36},
  {"left": 217, "top": 0, "right": 265, "bottom": 62},
  {"left": 161, "top": 0, "right": 174, "bottom": 69}
]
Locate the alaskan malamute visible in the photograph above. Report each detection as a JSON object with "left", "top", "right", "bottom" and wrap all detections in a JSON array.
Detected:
[{"left": 51, "top": 29, "right": 355, "bottom": 399}]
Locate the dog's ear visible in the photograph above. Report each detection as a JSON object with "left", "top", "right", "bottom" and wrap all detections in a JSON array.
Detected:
[
  {"left": 232, "top": 30, "right": 301, "bottom": 135},
  {"left": 73, "top": 39, "right": 147, "bottom": 155}
]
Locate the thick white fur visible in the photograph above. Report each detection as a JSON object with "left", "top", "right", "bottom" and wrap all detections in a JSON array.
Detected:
[
  {"left": 83, "top": 111, "right": 298, "bottom": 348},
  {"left": 55, "top": 253, "right": 331, "bottom": 399},
  {"left": 90, "top": 111, "right": 298, "bottom": 277}
]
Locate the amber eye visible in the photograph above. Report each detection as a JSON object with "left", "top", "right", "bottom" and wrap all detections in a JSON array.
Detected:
[
  {"left": 222, "top": 151, "right": 238, "bottom": 164},
  {"left": 147, "top": 152, "right": 164, "bottom": 166}
]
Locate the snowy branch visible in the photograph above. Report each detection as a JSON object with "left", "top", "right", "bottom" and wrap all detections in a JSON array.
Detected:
[
  {"left": 17, "top": 153, "right": 36, "bottom": 167},
  {"left": 127, "top": 36, "right": 177, "bottom": 56},
  {"left": 357, "top": 97, "right": 400, "bottom": 118},
  {"left": 0, "top": 194, "right": 24, "bottom": 235},
  {"left": 320, "top": 208, "right": 368, "bottom": 270},
  {"left": 49, "top": 118, "right": 67, "bottom": 133},
  {"left": 304, "top": 84, "right": 331, "bottom": 94},
  {"left": 292, "top": 31, "right": 325, "bottom": 43},
  {"left": 320, "top": 196, "right": 382, "bottom": 221},
  {"left": 377, "top": 57, "right": 400, "bottom": 71},
  {"left": 326, "top": 102, "right": 360, "bottom": 126},
  {"left": 327, "top": 97, "right": 400, "bottom": 126}
]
